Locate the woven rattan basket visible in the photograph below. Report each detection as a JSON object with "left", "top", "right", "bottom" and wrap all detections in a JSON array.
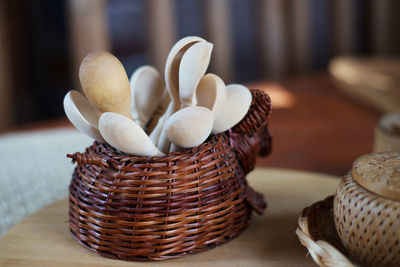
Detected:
[
  {"left": 296, "top": 196, "right": 356, "bottom": 267},
  {"left": 67, "top": 89, "right": 271, "bottom": 261},
  {"left": 333, "top": 152, "right": 400, "bottom": 267},
  {"left": 297, "top": 152, "right": 400, "bottom": 267}
]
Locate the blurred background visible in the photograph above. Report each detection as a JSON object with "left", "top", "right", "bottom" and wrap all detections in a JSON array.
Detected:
[{"left": 0, "top": 0, "right": 399, "bottom": 129}]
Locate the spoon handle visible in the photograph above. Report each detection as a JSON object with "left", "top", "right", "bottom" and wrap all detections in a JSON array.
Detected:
[
  {"left": 156, "top": 102, "right": 181, "bottom": 153},
  {"left": 169, "top": 143, "right": 184, "bottom": 153},
  {"left": 149, "top": 116, "right": 165, "bottom": 146},
  {"left": 157, "top": 128, "right": 171, "bottom": 154},
  {"left": 147, "top": 90, "right": 170, "bottom": 134},
  {"left": 156, "top": 104, "right": 174, "bottom": 153},
  {"left": 149, "top": 102, "right": 173, "bottom": 145},
  {"left": 136, "top": 119, "right": 146, "bottom": 129}
]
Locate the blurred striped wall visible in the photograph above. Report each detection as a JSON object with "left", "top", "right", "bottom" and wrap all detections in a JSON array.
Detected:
[
  {"left": 108, "top": 0, "right": 400, "bottom": 83},
  {"left": 0, "top": 0, "right": 399, "bottom": 128}
]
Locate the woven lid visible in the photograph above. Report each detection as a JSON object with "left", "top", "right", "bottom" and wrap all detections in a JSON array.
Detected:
[{"left": 352, "top": 151, "right": 400, "bottom": 201}]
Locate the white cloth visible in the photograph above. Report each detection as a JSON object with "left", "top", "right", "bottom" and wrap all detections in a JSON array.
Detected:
[{"left": 0, "top": 128, "right": 92, "bottom": 237}]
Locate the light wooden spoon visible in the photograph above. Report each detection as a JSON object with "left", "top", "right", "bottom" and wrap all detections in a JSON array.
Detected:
[
  {"left": 79, "top": 51, "right": 134, "bottom": 120},
  {"left": 98, "top": 112, "right": 164, "bottom": 156},
  {"left": 155, "top": 36, "right": 205, "bottom": 152},
  {"left": 165, "top": 36, "right": 205, "bottom": 106},
  {"left": 169, "top": 73, "right": 224, "bottom": 153},
  {"left": 196, "top": 73, "right": 226, "bottom": 117},
  {"left": 212, "top": 84, "right": 252, "bottom": 134},
  {"left": 63, "top": 90, "right": 104, "bottom": 142},
  {"left": 179, "top": 41, "right": 213, "bottom": 106},
  {"left": 129, "top": 65, "right": 165, "bottom": 128},
  {"left": 165, "top": 106, "right": 213, "bottom": 148}
]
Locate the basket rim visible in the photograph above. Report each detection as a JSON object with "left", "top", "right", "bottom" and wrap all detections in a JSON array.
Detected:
[
  {"left": 102, "top": 132, "right": 225, "bottom": 160},
  {"left": 296, "top": 196, "right": 357, "bottom": 267}
]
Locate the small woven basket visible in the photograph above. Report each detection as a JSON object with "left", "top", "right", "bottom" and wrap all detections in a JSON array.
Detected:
[
  {"left": 67, "top": 89, "right": 271, "bottom": 261},
  {"left": 296, "top": 196, "right": 356, "bottom": 267},
  {"left": 333, "top": 152, "right": 400, "bottom": 267}
]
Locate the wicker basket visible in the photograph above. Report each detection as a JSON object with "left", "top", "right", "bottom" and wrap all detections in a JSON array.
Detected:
[
  {"left": 333, "top": 152, "right": 400, "bottom": 267},
  {"left": 67, "top": 89, "right": 271, "bottom": 261},
  {"left": 296, "top": 196, "right": 357, "bottom": 267}
]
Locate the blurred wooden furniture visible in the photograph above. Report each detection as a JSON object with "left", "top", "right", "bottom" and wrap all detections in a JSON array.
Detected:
[
  {"left": 68, "top": 0, "right": 111, "bottom": 88},
  {"left": 0, "top": 168, "right": 340, "bottom": 266},
  {"left": 67, "top": 0, "right": 234, "bottom": 83},
  {"left": 0, "top": 1, "right": 14, "bottom": 128},
  {"left": 67, "top": 0, "right": 400, "bottom": 84},
  {"left": 204, "top": 0, "right": 233, "bottom": 82},
  {"left": 1, "top": 1, "right": 398, "bottom": 129},
  {"left": 330, "top": 57, "right": 400, "bottom": 113},
  {"left": 374, "top": 112, "right": 400, "bottom": 152},
  {"left": 147, "top": 0, "right": 176, "bottom": 74},
  {"left": 249, "top": 74, "right": 380, "bottom": 175}
]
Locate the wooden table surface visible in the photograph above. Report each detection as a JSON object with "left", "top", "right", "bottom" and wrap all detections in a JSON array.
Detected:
[
  {"left": 0, "top": 73, "right": 380, "bottom": 176},
  {"left": 0, "top": 168, "right": 340, "bottom": 267}
]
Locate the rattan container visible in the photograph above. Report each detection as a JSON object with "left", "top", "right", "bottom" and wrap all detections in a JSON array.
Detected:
[
  {"left": 67, "top": 89, "right": 271, "bottom": 261},
  {"left": 333, "top": 152, "right": 400, "bottom": 267}
]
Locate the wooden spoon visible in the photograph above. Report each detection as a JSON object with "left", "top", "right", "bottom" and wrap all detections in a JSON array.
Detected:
[
  {"left": 164, "top": 36, "right": 205, "bottom": 106},
  {"left": 98, "top": 112, "right": 164, "bottom": 156},
  {"left": 156, "top": 36, "right": 205, "bottom": 152},
  {"left": 212, "top": 84, "right": 252, "bottom": 134},
  {"left": 196, "top": 73, "right": 226, "bottom": 117},
  {"left": 165, "top": 106, "right": 213, "bottom": 148},
  {"left": 63, "top": 90, "right": 104, "bottom": 142},
  {"left": 129, "top": 65, "right": 165, "bottom": 128},
  {"left": 179, "top": 41, "right": 213, "bottom": 106},
  {"left": 169, "top": 73, "right": 224, "bottom": 153},
  {"left": 79, "top": 51, "right": 134, "bottom": 120}
]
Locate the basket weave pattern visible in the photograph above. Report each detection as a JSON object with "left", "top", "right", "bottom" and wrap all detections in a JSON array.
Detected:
[
  {"left": 231, "top": 89, "right": 271, "bottom": 135},
  {"left": 228, "top": 89, "right": 272, "bottom": 174},
  {"left": 68, "top": 89, "right": 271, "bottom": 261},
  {"left": 228, "top": 130, "right": 261, "bottom": 174},
  {"left": 333, "top": 173, "right": 400, "bottom": 267},
  {"left": 296, "top": 197, "right": 356, "bottom": 267}
]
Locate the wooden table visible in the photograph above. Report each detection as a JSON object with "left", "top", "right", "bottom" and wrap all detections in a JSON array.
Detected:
[
  {"left": 0, "top": 168, "right": 340, "bottom": 266},
  {"left": 1, "top": 74, "right": 380, "bottom": 176}
]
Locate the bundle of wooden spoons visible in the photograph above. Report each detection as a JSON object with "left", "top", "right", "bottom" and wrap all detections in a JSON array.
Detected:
[{"left": 63, "top": 36, "right": 253, "bottom": 156}]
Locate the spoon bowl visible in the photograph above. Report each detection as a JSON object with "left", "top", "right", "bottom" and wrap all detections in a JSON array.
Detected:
[
  {"left": 165, "top": 106, "right": 213, "bottom": 148},
  {"left": 164, "top": 36, "right": 205, "bottom": 104},
  {"left": 99, "top": 112, "right": 164, "bottom": 156},
  {"left": 130, "top": 65, "right": 165, "bottom": 128},
  {"left": 63, "top": 90, "right": 104, "bottom": 142},
  {"left": 196, "top": 73, "right": 226, "bottom": 117},
  {"left": 212, "top": 84, "right": 252, "bottom": 134},
  {"left": 79, "top": 51, "right": 133, "bottom": 120},
  {"left": 179, "top": 41, "right": 213, "bottom": 106}
]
